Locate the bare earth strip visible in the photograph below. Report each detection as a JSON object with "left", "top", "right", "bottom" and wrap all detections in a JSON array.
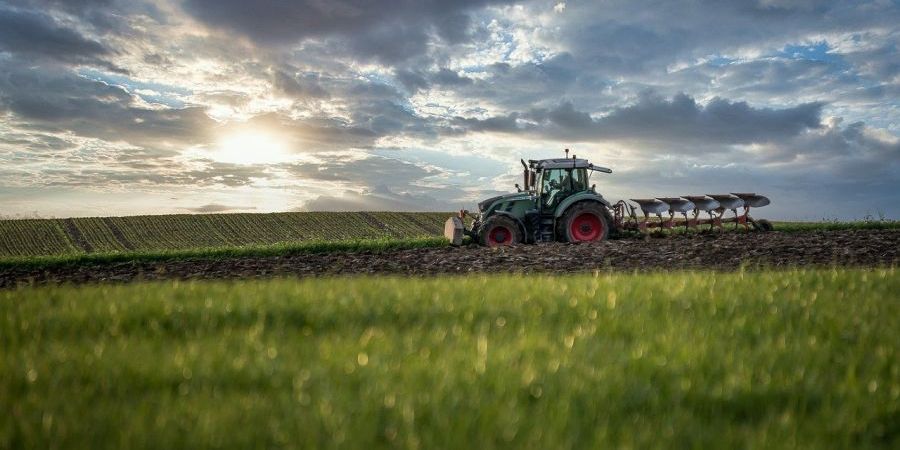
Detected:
[
  {"left": 2, "top": 229, "right": 897, "bottom": 288},
  {"left": 61, "top": 218, "right": 93, "bottom": 253},
  {"left": 100, "top": 217, "right": 136, "bottom": 251}
]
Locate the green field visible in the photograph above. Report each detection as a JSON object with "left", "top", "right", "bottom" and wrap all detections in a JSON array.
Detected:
[
  {"left": 0, "top": 212, "right": 450, "bottom": 258},
  {"left": 2, "top": 269, "right": 897, "bottom": 449}
]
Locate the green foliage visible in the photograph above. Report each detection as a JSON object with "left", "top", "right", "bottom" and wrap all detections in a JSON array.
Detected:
[
  {"left": 0, "top": 212, "right": 450, "bottom": 258},
  {"left": 0, "top": 219, "right": 78, "bottom": 256},
  {"left": 2, "top": 269, "right": 898, "bottom": 449},
  {"left": 774, "top": 220, "right": 900, "bottom": 232}
]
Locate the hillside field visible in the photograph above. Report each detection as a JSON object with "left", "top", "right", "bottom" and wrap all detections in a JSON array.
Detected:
[
  {"left": 0, "top": 212, "right": 449, "bottom": 258},
  {"left": 2, "top": 268, "right": 898, "bottom": 449}
]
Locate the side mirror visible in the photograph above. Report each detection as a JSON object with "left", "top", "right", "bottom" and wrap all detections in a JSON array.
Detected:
[
  {"left": 515, "top": 183, "right": 521, "bottom": 192},
  {"left": 591, "top": 184, "right": 596, "bottom": 192}
]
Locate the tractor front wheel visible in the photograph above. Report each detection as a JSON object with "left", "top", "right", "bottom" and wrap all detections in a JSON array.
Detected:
[
  {"left": 479, "top": 215, "right": 522, "bottom": 247},
  {"left": 559, "top": 202, "right": 611, "bottom": 243}
]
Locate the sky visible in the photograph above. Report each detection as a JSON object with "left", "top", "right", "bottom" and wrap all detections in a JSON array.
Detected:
[{"left": 0, "top": 0, "right": 898, "bottom": 220}]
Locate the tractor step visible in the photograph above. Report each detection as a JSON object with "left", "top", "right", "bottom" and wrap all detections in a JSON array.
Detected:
[{"left": 538, "top": 217, "right": 555, "bottom": 242}]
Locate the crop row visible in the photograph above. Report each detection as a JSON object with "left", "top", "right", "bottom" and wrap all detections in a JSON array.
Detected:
[
  {"left": 0, "top": 219, "right": 79, "bottom": 257},
  {"left": 0, "top": 212, "right": 450, "bottom": 258}
]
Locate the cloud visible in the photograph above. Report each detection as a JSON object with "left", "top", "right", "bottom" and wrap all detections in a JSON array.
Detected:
[
  {"left": 774, "top": 118, "right": 900, "bottom": 177},
  {"left": 0, "top": 6, "right": 119, "bottom": 70},
  {"left": 287, "top": 155, "right": 437, "bottom": 189},
  {"left": 299, "top": 184, "right": 456, "bottom": 212},
  {"left": 181, "top": 203, "right": 258, "bottom": 213},
  {"left": 271, "top": 69, "right": 328, "bottom": 99},
  {"left": 0, "top": 62, "right": 215, "bottom": 148},
  {"left": 181, "top": 0, "right": 516, "bottom": 64},
  {"left": 454, "top": 93, "right": 824, "bottom": 148}
]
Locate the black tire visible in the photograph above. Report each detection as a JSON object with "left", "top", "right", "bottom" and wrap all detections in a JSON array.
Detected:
[
  {"left": 479, "top": 215, "right": 523, "bottom": 247},
  {"left": 754, "top": 219, "right": 774, "bottom": 232},
  {"left": 558, "top": 202, "right": 611, "bottom": 243}
]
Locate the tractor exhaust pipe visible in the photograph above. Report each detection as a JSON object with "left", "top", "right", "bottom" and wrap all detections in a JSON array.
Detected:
[{"left": 521, "top": 159, "right": 530, "bottom": 191}]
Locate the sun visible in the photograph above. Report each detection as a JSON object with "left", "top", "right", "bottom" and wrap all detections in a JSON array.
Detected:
[{"left": 213, "top": 130, "right": 291, "bottom": 165}]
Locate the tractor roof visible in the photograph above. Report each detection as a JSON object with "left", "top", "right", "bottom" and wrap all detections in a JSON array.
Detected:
[{"left": 531, "top": 158, "right": 612, "bottom": 173}]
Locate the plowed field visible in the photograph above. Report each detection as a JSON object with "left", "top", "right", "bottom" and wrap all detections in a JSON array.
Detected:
[{"left": 3, "top": 229, "right": 897, "bottom": 288}]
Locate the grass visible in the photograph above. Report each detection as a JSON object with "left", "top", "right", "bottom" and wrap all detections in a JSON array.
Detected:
[
  {"left": 0, "top": 237, "right": 449, "bottom": 270},
  {"left": 2, "top": 268, "right": 898, "bottom": 449},
  {"left": 773, "top": 220, "right": 900, "bottom": 233}
]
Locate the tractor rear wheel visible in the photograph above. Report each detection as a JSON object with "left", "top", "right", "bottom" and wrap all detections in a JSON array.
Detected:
[
  {"left": 479, "top": 215, "right": 522, "bottom": 247},
  {"left": 559, "top": 202, "right": 611, "bottom": 243}
]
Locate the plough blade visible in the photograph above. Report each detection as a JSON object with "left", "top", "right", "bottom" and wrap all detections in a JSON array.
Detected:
[
  {"left": 630, "top": 198, "right": 669, "bottom": 215},
  {"left": 707, "top": 194, "right": 744, "bottom": 211},
  {"left": 682, "top": 195, "right": 720, "bottom": 212},
  {"left": 732, "top": 192, "right": 770, "bottom": 208},
  {"left": 657, "top": 197, "right": 695, "bottom": 214}
]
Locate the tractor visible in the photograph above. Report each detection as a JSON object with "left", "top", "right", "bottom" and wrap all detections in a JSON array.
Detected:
[{"left": 444, "top": 150, "right": 772, "bottom": 246}]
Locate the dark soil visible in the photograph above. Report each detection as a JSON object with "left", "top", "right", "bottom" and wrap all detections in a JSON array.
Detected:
[
  {"left": 62, "top": 218, "right": 93, "bottom": 253},
  {"left": 2, "top": 229, "right": 898, "bottom": 288}
]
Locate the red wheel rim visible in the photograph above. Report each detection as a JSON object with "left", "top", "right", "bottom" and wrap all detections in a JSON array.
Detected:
[
  {"left": 570, "top": 213, "right": 603, "bottom": 241},
  {"left": 487, "top": 225, "right": 513, "bottom": 246}
]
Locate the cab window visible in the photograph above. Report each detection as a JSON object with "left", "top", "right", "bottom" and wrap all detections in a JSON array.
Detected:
[
  {"left": 540, "top": 168, "right": 570, "bottom": 208},
  {"left": 572, "top": 168, "right": 588, "bottom": 191}
]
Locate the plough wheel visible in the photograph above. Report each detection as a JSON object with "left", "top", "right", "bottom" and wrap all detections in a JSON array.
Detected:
[
  {"left": 480, "top": 215, "right": 522, "bottom": 247},
  {"left": 753, "top": 219, "right": 774, "bottom": 232},
  {"left": 560, "top": 202, "right": 610, "bottom": 243}
]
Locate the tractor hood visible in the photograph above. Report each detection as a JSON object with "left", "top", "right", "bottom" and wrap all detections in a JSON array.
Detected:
[{"left": 477, "top": 192, "right": 532, "bottom": 212}]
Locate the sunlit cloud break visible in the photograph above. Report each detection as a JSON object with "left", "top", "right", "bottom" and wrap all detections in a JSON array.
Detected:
[{"left": 0, "top": 0, "right": 898, "bottom": 219}]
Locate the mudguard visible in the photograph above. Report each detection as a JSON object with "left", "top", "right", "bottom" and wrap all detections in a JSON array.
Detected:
[{"left": 554, "top": 192, "right": 611, "bottom": 218}]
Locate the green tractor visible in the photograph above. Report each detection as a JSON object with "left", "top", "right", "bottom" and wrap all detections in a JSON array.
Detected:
[
  {"left": 445, "top": 151, "right": 615, "bottom": 246},
  {"left": 445, "top": 151, "right": 773, "bottom": 246}
]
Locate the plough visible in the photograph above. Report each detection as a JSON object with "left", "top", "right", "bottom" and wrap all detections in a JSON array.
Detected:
[{"left": 616, "top": 193, "right": 772, "bottom": 233}]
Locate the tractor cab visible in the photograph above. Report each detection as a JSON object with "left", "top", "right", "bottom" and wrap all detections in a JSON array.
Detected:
[
  {"left": 442, "top": 151, "right": 615, "bottom": 246},
  {"left": 532, "top": 158, "right": 595, "bottom": 212}
]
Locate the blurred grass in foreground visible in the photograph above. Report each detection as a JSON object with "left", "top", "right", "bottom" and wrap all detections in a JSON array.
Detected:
[{"left": 2, "top": 269, "right": 898, "bottom": 449}]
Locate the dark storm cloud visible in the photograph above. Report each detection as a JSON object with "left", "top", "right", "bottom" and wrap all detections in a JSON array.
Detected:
[
  {"left": 181, "top": 0, "right": 516, "bottom": 63},
  {"left": 455, "top": 93, "right": 824, "bottom": 147},
  {"left": 0, "top": 6, "right": 119, "bottom": 70}
]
